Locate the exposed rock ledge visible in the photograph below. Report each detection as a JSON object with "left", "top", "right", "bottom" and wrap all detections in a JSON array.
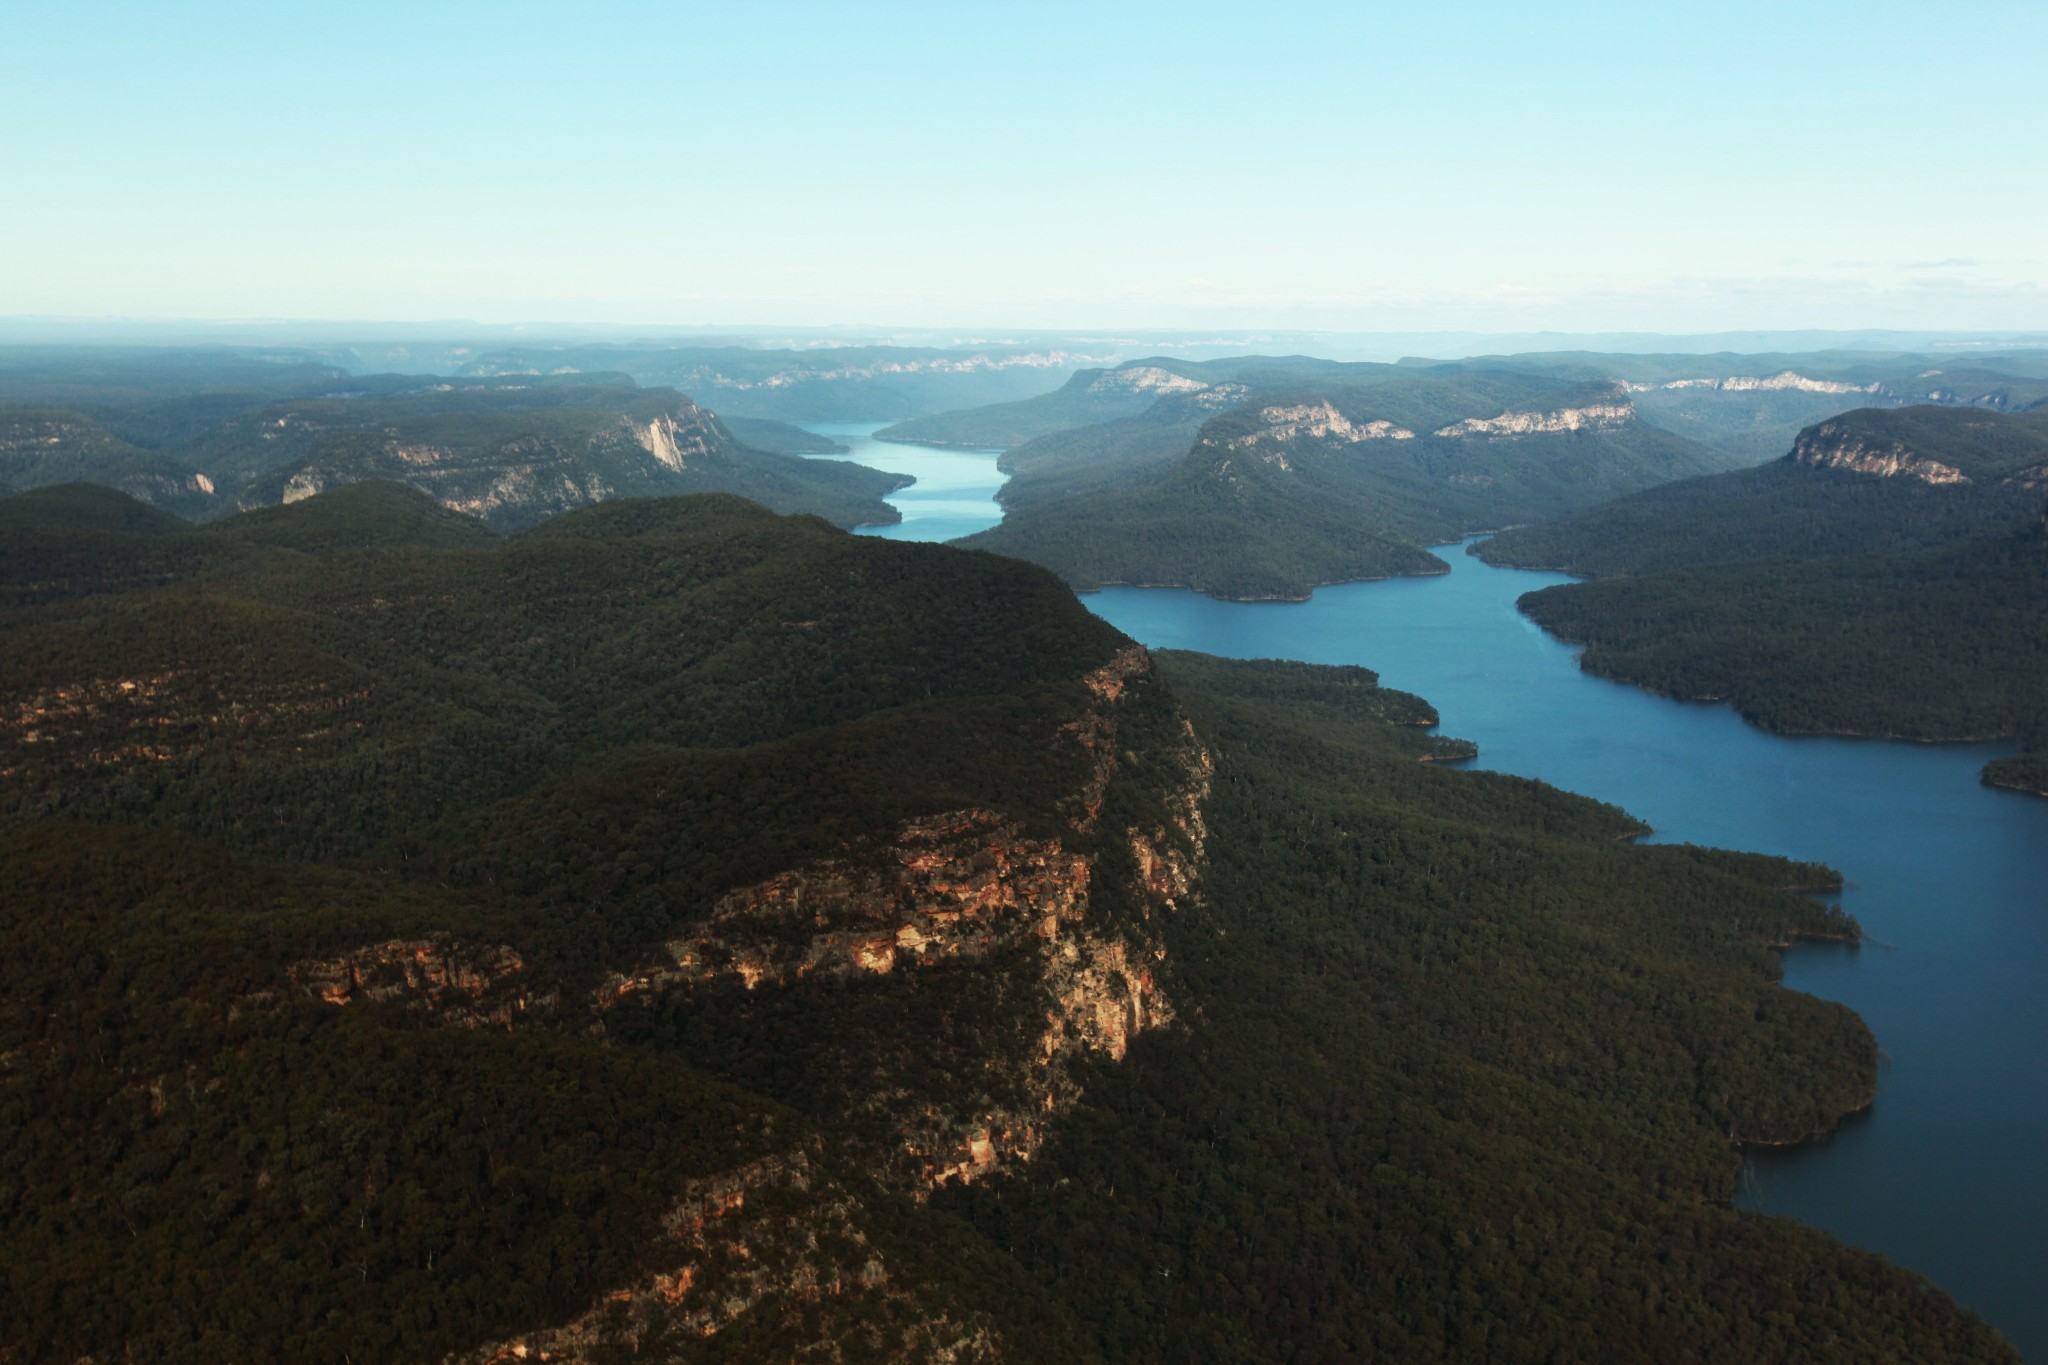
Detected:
[
  {"left": 1230, "top": 402, "right": 1415, "bottom": 455},
  {"left": 1792, "top": 420, "right": 1969, "bottom": 485},
  {"left": 451, "top": 1148, "right": 1003, "bottom": 1364},
  {"left": 1434, "top": 402, "right": 1633, "bottom": 439}
]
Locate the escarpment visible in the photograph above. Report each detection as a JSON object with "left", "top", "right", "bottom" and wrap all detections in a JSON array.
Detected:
[
  {"left": 0, "top": 492, "right": 1208, "bottom": 1360},
  {"left": 453, "top": 1149, "right": 1007, "bottom": 1365},
  {"left": 594, "top": 644, "right": 1213, "bottom": 1194},
  {"left": 1792, "top": 418, "right": 1971, "bottom": 485}
]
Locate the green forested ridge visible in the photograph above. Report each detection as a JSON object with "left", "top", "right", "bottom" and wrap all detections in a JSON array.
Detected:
[
  {"left": 991, "top": 388, "right": 1238, "bottom": 512},
  {"left": 1516, "top": 523, "right": 2048, "bottom": 789},
  {"left": 961, "top": 372, "right": 1731, "bottom": 599},
  {"left": 0, "top": 348, "right": 907, "bottom": 532},
  {"left": 1479, "top": 407, "right": 2048, "bottom": 789},
  {"left": 0, "top": 487, "right": 1142, "bottom": 1358},
  {"left": 0, "top": 487, "right": 2014, "bottom": 1359},
  {"left": 1479, "top": 406, "right": 2048, "bottom": 577},
  {"left": 936, "top": 652, "right": 2009, "bottom": 1362},
  {"left": 0, "top": 405, "right": 223, "bottom": 519},
  {"left": 1396, "top": 349, "right": 2048, "bottom": 464},
  {"left": 194, "top": 480, "right": 503, "bottom": 553},
  {"left": 718, "top": 414, "right": 850, "bottom": 454}
]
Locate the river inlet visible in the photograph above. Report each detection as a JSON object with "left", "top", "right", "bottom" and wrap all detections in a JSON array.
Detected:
[{"left": 812, "top": 422, "right": 2048, "bottom": 1359}]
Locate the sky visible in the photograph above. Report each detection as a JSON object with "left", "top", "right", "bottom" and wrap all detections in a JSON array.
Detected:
[{"left": 3, "top": 0, "right": 2044, "bottom": 333}]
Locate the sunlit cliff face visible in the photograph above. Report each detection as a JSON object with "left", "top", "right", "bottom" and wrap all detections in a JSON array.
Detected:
[
  {"left": 1792, "top": 420, "right": 1971, "bottom": 486},
  {"left": 276, "top": 645, "right": 1212, "bottom": 1359}
]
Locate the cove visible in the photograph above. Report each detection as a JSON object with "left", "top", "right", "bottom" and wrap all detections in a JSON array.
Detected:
[{"left": 810, "top": 426, "right": 2047, "bottom": 1358}]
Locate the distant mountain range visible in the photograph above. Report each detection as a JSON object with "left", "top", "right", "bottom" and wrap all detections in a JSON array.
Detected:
[
  {"left": 949, "top": 362, "right": 1737, "bottom": 599},
  {"left": 0, "top": 351, "right": 905, "bottom": 532}
]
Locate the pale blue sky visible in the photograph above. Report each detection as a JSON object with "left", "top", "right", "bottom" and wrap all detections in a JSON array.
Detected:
[{"left": 3, "top": 0, "right": 2042, "bottom": 331}]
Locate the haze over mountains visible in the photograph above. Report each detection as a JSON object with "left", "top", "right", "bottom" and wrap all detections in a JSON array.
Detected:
[
  {"left": 0, "top": 351, "right": 905, "bottom": 531},
  {"left": 7, "top": 336, "right": 2042, "bottom": 775},
  {"left": 0, "top": 328, "right": 2042, "bottom": 1360}
]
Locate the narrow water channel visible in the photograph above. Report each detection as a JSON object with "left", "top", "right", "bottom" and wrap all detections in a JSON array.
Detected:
[
  {"left": 811, "top": 426, "right": 2048, "bottom": 1359},
  {"left": 806, "top": 421, "right": 1006, "bottom": 541}
]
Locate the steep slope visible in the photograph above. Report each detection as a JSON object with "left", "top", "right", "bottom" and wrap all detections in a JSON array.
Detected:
[
  {"left": 0, "top": 360, "right": 910, "bottom": 532},
  {"left": 938, "top": 653, "right": 2012, "bottom": 1361},
  {"left": 0, "top": 490, "right": 1196, "bottom": 1359},
  {"left": 0, "top": 406, "right": 223, "bottom": 518},
  {"left": 0, "top": 489, "right": 2015, "bottom": 1359},
  {"left": 874, "top": 354, "right": 1394, "bottom": 450},
  {"left": 1407, "top": 349, "right": 2048, "bottom": 464},
  {"left": 964, "top": 375, "right": 1731, "bottom": 599},
  {"left": 1478, "top": 406, "right": 2048, "bottom": 576},
  {"left": 719, "top": 414, "right": 849, "bottom": 454},
  {"left": 196, "top": 479, "right": 503, "bottom": 552},
  {"left": 204, "top": 379, "right": 909, "bottom": 532}
]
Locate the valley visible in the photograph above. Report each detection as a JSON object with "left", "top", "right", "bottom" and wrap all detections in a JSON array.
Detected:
[
  {"left": 0, "top": 341, "right": 2038, "bottom": 1360},
  {"left": 827, "top": 419, "right": 2048, "bottom": 1360}
]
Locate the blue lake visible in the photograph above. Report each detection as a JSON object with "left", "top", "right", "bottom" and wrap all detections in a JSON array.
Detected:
[
  {"left": 807, "top": 421, "right": 1006, "bottom": 542},
  {"left": 816, "top": 429, "right": 2048, "bottom": 1359}
]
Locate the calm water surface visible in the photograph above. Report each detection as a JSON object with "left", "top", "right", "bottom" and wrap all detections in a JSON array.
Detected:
[
  {"left": 820, "top": 432, "right": 2048, "bottom": 1358},
  {"left": 806, "top": 421, "right": 1005, "bottom": 541}
]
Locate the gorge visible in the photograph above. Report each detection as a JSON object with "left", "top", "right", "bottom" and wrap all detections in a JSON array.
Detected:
[{"left": 823, "top": 425, "right": 2048, "bottom": 1361}]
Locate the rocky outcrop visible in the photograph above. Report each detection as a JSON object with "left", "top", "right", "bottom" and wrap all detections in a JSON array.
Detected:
[
  {"left": 287, "top": 934, "right": 552, "bottom": 1028},
  {"left": 451, "top": 1149, "right": 1002, "bottom": 1364},
  {"left": 598, "top": 646, "right": 1211, "bottom": 1192},
  {"left": 631, "top": 403, "right": 730, "bottom": 472},
  {"left": 1087, "top": 365, "right": 1212, "bottom": 396},
  {"left": 595, "top": 809, "right": 1095, "bottom": 1001},
  {"left": 1190, "top": 382, "right": 1250, "bottom": 410},
  {"left": 0, "top": 411, "right": 218, "bottom": 509},
  {"left": 1230, "top": 402, "right": 1416, "bottom": 455},
  {"left": 1792, "top": 420, "right": 1970, "bottom": 485},
  {"left": 0, "top": 671, "right": 369, "bottom": 777},
  {"left": 252, "top": 395, "right": 747, "bottom": 527},
  {"left": 1434, "top": 401, "right": 1634, "bottom": 439},
  {"left": 1628, "top": 372, "right": 1875, "bottom": 396}
]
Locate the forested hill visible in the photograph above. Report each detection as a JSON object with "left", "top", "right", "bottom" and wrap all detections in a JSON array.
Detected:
[
  {"left": 1481, "top": 408, "right": 2048, "bottom": 792},
  {"left": 884, "top": 347, "right": 2048, "bottom": 466},
  {"left": 1479, "top": 405, "right": 2048, "bottom": 577},
  {"left": 1396, "top": 349, "right": 2048, "bottom": 464},
  {"left": 0, "top": 348, "right": 907, "bottom": 531},
  {"left": 873, "top": 355, "right": 1381, "bottom": 450},
  {"left": 959, "top": 373, "right": 1732, "bottom": 600},
  {"left": 0, "top": 482, "right": 2013, "bottom": 1359}
]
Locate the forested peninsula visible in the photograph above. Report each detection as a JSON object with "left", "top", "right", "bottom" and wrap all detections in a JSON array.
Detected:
[{"left": 955, "top": 367, "right": 1733, "bottom": 600}]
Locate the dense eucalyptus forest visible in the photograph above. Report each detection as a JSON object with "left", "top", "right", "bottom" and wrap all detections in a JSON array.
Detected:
[
  {"left": 1483, "top": 406, "right": 2048, "bottom": 791},
  {"left": 0, "top": 477, "right": 2015, "bottom": 1360}
]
